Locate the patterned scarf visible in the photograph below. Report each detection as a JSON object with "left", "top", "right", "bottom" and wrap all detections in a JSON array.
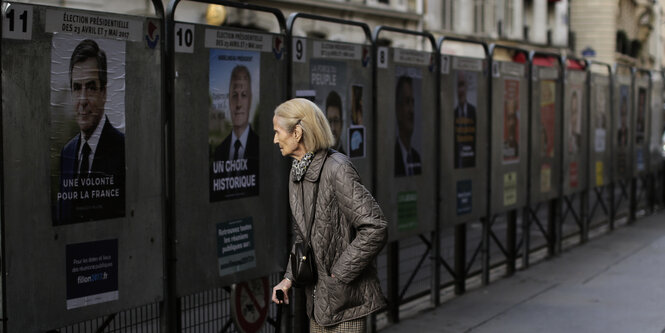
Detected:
[{"left": 291, "top": 151, "right": 315, "bottom": 182}]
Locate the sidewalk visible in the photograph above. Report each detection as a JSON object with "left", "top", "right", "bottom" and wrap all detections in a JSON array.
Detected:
[{"left": 380, "top": 210, "right": 665, "bottom": 333}]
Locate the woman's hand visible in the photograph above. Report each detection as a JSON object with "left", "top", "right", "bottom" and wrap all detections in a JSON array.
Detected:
[{"left": 272, "top": 278, "right": 293, "bottom": 304}]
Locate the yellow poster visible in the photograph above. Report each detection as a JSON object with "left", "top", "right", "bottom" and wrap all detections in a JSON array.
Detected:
[{"left": 596, "top": 161, "right": 604, "bottom": 186}]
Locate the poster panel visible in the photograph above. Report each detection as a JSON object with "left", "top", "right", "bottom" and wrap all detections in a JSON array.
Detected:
[
  {"left": 375, "top": 42, "right": 436, "bottom": 238},
  {"left": 2, "top": 3, "right": 164, "bottom": 330},
  {"left": 616, "top": 83, "right": 631, "bottom": 179},
  {"left": 489, "top": 57, "right": 528, "bottom": 215},
  {"left": 173, "top": 22, "right": 288, "bottom": 296},
  {"left": 636, "top": 87, "right": 647, "bottom": 145},
  {"left": 563, "top": 80, "right": 586, "bottom": 193},
  {"left": 650, "top": 74, "right": 663, "bottom": 169},
  {"left": 440, "top": 52, "right": 488, "bottom": 224},
  {"left": 290, "top": 37, "right": 373, "bottom": 188},
  {"left": 634, "top": 75, "right": 649, "bottom": 176}
]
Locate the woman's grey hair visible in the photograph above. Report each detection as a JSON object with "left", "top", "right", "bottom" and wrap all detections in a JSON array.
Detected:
[{"left": 274, "top": 98, "right": 335, "bottom": 152}]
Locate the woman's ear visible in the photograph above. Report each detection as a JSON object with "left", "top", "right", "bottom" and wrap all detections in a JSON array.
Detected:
[{"left": 293, "top": 124, "right": 303, "bottom": 142}]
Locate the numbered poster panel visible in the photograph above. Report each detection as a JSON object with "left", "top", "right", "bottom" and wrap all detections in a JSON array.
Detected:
[
  {"left": 528, "top": 64, "right": 561, "bottom": 203},
  {"left": 172, "top": 22, "right": 288, "bottom": 296},
  {"left": 562, "top": 68, "right": 588, "bottom": 195},
  {"left": 376, "top": 44, "right": 436, "bottom": 239},
  {"left": 490, "top": 59, "right": 528, "bottom": 215},
  {"left": 633, "top": 73, "right": 650, "bottom": 176},
  {"left": 290, "top": 35, "right": 374, "bottom": 189},
  {"left": 614, "top": 73, "right": 632, "bottom": 180},
  {"left": 440, "top": 53, "right": 488, "bottom": 224},
  {"left": 2, "top": 3, "right": 163, "bottom": 331},
  {"left": 649, "top": 73, "right": 663, "bottom": 170}
]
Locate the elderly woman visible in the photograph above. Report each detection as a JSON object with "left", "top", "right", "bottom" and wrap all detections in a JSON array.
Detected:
[{"left": 271, "top": 98, "right": 387, "bottom": 332}]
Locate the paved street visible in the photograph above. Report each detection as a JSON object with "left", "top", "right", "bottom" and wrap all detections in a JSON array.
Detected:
[{"left": 381, "top": 210, "right": 665, "bottom": 333}]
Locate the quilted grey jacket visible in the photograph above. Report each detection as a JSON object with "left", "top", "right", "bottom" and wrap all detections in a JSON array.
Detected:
[{"left": 284, "top": 149, "right": 388, "bottom": 326}]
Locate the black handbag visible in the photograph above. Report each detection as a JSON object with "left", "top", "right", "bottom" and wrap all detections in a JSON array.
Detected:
[{"left": 289, "top": 159, "right": 323, "bottom": 288}]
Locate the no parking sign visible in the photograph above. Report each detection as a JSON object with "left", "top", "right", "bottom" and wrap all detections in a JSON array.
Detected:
[{"left": 231, "top": 277, "right": 270, "bottom": 333}]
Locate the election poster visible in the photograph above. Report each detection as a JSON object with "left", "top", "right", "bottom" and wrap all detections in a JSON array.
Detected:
[
  {"left": 453, "top": 71, "right": 478, "bottom": 169},
  {"left": 66, "top": 239, "right": 119, "bottom": 309},
  {"left": 394, "top": 66, "right": 423, "bottom": 176},
  {"left": 503, "top": 79, "right": 520, "bottom": 164},
  {"left": 567, "top": 86, "right": 583, "bottom": 155},
  {"left": 209, "top": 49, "right": 261, "bottom": 201},
  {"left": 309, "top": 59, "right": 347, "bottom": 154},
  {"left": 594, "top": 85, "right": 608, "bottom": 153},
  {"left": 50, "top": 35, "right": 126, "bottom": 225},
  {"left": 636, "top": 87, "right": 646, "bottom": 144},
  {"left": 540, "top": 80, "right": 555, "bottom": 158}
]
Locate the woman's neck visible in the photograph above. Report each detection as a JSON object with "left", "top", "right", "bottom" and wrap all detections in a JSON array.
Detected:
[{"left": 291, "top": 145, "right": 308, "bottom": 161}]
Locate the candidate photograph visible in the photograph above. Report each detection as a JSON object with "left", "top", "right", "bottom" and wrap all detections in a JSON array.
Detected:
[
  {"left": 453, "top": 71, "right": 477, "bottom": 169},
  {"left": 209, "top": 49, "right": 261, "bottom": 201},
  {"left": 568, "top": 89, "right": 582, "bottom": 155},
  {"left": 394, "top": 67, "right": 423, "bottom": 177},
  {"left": 50, "top": 36, "right": 126, "bottom": 225}
]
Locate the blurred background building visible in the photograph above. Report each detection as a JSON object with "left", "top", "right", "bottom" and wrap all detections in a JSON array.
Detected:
[{"left": 12, "top": 0, "right": 665, "bottom": 68}]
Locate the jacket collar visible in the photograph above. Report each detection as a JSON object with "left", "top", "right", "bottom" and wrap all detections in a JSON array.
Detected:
[{"left": 303, "top": 149, "right": 327, "bottom": 182}]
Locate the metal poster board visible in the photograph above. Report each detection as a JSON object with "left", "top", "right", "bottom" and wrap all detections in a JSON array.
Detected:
[
  {"left": 287, "top": 13, "right": 374, "bottom": 190},
  {"left": 1, "top": 2, "right": 165, "bottom": 330},
  {"left": 373, "top": 27, "right": 437, "bottom": 240},
  {"left": 561, "top": 58, "right": 589, "bottom": 196},
  {"left": 488, "top": 45, "right": 529, "bottom": 215},
  {"left": 613, "top": 64, "right": 633, "bottom": 182},
  {"left": 649, "top": 71, "right": 663, "bottom": 171},
  {"left": 528, "top": 52, "right": 562, "bottom": 203},
  {"left": 588, "top": 62, "right": 613, "bottom": 189},
  {"left": 167, "top": 1, "right": 288, "bottom": 296},
  {"left": 633, "top": 69, "right": 650, "bottom": 177},
  {"left": 439, "top": 37, "right": 489, "bottom": 224}
]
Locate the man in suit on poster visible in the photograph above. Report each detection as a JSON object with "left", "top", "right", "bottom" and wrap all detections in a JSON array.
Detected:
[
  {"left": 394, "top": 75, "right": 422, "bottom": 176},
  {"left": 57, "top": 39, "right": 125, "bottom": 225},
  {"left": 454, "top": 72, "right": 477, "bottom": 168},
  {"left": 213, "top": 65, "right": 259, "bottom": 199}
]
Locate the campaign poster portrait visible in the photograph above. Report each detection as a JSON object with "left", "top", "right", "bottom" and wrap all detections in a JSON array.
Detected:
[
  {"left": 502, "top": 79, "right": 520, "bottom": 164},
  {"left": 594, "top": 85, "right": 608, "bottom": 153},
  {"left": 636, "top": 87, "right": 646, "bottom": 144},
  {"left": 453, "top": 71, "right": 478, "bottom": 169},
  {"left": 540, "top": 80, "right": 556, "bottom": 158},
  {"left": 351, "top": 84, "right": 364, "bottom": 126},
  {"left": 568, "top": 86, "right": 582, "bottom": 155},
  {"left": 349, "top": 84, "right": 366, "bottom": 159},
  {"left": 309, "top": 59, "right": 347, "bottom": 154},
  {"left": 50, "top": 35, "right": 126, "bottom": 226},
  {"left": 617, "top": 85, "right": 629, "bottom": 148},
  {"left": 394, "top": 66, "right": 423, "bottom": 177},
  {"left": 209, "top": 49, "right": 261, "bottom": 202}
]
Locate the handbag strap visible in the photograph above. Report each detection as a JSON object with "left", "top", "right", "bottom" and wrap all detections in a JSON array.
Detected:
[{"left": 295, "top": 149, "right": 330, "bottom": 244}]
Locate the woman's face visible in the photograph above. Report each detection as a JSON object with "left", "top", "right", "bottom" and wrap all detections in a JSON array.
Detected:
[{"left": 273, "top": 115, "right": 300, "bottom": 158}]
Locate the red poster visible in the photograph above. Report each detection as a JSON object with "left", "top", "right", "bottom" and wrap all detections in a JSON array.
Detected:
[{"left": 569, "top": 162, "right": 578, "bottom": 188}]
